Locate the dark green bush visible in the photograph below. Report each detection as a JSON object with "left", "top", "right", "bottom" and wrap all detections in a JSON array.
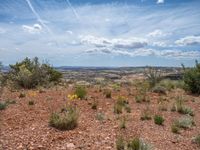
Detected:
[
  {"left": 0, "top": 102, "right": 7, "bottom": 110},
  {"left": 183, "top": 60, "right": 200, "bottom": 94},
  {"left": 194, "top": 135, "right": 200, "bottom": 147},
  {"left": 154, "top": 115, "right": 164, "bottom": 125},
  {"left": 8, "top": 57, "right": 62, "bottom": 89}
]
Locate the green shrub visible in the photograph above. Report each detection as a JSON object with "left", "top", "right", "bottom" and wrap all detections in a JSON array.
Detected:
[
  {"left": 154, "top": 115, "right": 164, "bottom": 125},
  {"left": 152, "top": 85, "right": 167, "bottom": 95},
  {"left": 119, "top": 117, "right": 126, "bottom": 129},
  {"left": 193, "top": 135, "right": 200, "bottom": 147},
  {"left": 158, "top": 79, "right": 184, "bottom": 91},
  {"left": 135, "top": 95, "right": 143, "bottom": 103},
  {"left": 8, "top": 57, "right": 62, "bottom": 89},
  {"left": 74, "top": 86, "right": 87, "bottom": 99},
  {"left": 28, "top": 100, "right": 34, "bottom": 105},
  {"left": 91, "top": 101, "right": 97, "bottom": 110},
  {"left": 19, "top": 92, "right": 26, "bottom": 98},
  {"left": 175, "top": 97, "right": 194, "bottom": 116},
  {"left": 49, "top": 106, "right": 79, "bottom": 130},
  {"left": 144, "top": 67, "right": 162, "bottom": 88},
  {"left": 183, "top": 60, "right": 200, "bottom": 94},
  {"left": 104, "top": 89, "right": 112, "bottom": 98},
  {"left": 114, "top": 103, "right": 123, "bottom": 114},
  {"left": 114, "top": 96, "right": 130, "bottom": 114},
  {"left": 175, "top": 116, "right": 194, "bottom": 129},
  {"left": 0, "top": 102, "right": 7, "bottom": 110},
  {"left": 141, "top": 107, "right": 152, "bottom": 121},
  {"left": 116, "top": 136, "right": 125, "bottom": 150},
  {"left": 171, "top": 123, "right": 180, "bottom": 134},
  {"left": 125, "top": 105, "right": 131, "bottom": 113},
  {"left": 5, "top": 99, "right": 16, "bottom": 105},
  {"left": 0, "top": 62, "right": 6, "bottom": 98},
  {"left": 116, "top": 137, "right": 152, "bottom": 150},
  {"left": 127, "top": 138, "right": 151, "bottom": 150}
]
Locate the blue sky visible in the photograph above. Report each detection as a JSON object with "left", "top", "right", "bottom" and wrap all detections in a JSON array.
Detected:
[{"left": 0, "top": 0, "right": 200, "bottom": 67}]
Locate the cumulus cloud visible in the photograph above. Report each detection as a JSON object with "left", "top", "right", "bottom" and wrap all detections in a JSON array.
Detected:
[
  {"left": 175, "top": 36, "right": 200, "bottom": 46},
  {"left": 85, "top": 47, "right": 200, "bottom": 59},
  {"left": 147, "top": 30, "right": 168, "bottom": 37},
  {"left": 22, "top": 24, "right": 42, "bottom": 34},
  {"left": 80, "top": 35, "right": 148, "bottom": 49},
  {"left": 152, "top": 41, "right": 167, "bottom": 47},
  {"left": 157, "top": 0, "right": 164, "bottom": 4}
]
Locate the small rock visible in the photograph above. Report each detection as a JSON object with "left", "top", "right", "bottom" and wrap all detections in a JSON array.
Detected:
[{"left": 67, "top": 143, "right": 75, "bottom": 149}]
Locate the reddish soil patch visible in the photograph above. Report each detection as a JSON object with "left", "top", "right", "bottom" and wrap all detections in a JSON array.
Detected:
[{"left": 0, "top": 85, "right": 200, "bottom": 150}]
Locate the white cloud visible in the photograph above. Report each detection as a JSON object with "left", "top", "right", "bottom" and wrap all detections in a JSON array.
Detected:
[
  {"left": 147, "top": 30, "right": 168, "bottom": 37},
  {"left": 152, "top": 41, "right": 167, "bottom": 47},
  {"left": 0, "top": 28, "right": 6, "bottom": 34},
  {"left": 85, "top": 47, "right": 200, "bottom": 59},
  {"left": 175, "top": 36, "right": 200, "bottom": 46},
  {"left": 80, "top": 35, "right": 148, "bottom": 49},
  {"left": 22, "top": 24, "right": 42, "bottom": 34},
  {"left": 157, "top": 0, "right": 164, "bottom": 4},
  {"left": 66, "top": 30, "right": 73, "bottom": 35}
]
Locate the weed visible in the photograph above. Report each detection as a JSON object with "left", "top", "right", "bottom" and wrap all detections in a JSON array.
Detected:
[
  {"left": 171, "top": 123, "right": 180, "bottom": 134},
  {"left": 141, "top": 106, "right": 152, "bottom": 121},
  {"left": 96, "top": 112, "right": 105, "bottom": 121},
  {"left": 193, "top": 135, "right": 200, "bottom": 147},
  {"left": 152, "top": 85, "right": 167, "bottom": 95},
  {"left": 127, "top": 137, "right": 151, "bottom": 150},
  {"left": 28, "top": 100, "right": 34, "bottom": 105},
  {"left": 116, "top": 136, "right": 125, "bottom": 150},
  {"left": 74, "top": 86, "right": 87, "bottom": 99},
  {"left": 125, "top": 105, "right": 131, "bottom": 113},
  {"left": 49, "top": 106, "right": 79, "bottom": 130},
  {"left": 104, "top": 89, "right": 112, "bottom": 98},
  {"left": 175, "top": 116, "right": 195, "bottom": 129},
  {"left": 154, "top": 115, "right": 164, "bottom": 125},
  {"left": 119, "top": 116, "right": 126, "bottom": 129},
  {"left": 19, "top": 92, "right": 26, "bottom": 98},
  {"left": 0, "top": 102, "right": 6, "bottom": 110},
  {"left": 91, "top": 100, "right": 98, "bottom": 110},
  {"left": 114, "top": 103, "right": 123, "bottom": 114}
]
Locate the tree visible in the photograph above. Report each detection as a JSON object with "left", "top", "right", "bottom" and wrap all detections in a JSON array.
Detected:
[
  {"left": 183, "top": 60, "right": 200, "bottom": 94},
  {"left": 8, "top": 57, "right": 62, "bottom": 89}
]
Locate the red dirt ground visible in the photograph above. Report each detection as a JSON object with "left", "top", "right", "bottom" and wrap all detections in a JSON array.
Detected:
[{"left": 0, "top": 85, "right": 200, "bottom": 150}]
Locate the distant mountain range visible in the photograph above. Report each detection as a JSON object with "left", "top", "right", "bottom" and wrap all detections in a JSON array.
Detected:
[{"left": 1, "top": 66, "right": 183, "bottom": 72}]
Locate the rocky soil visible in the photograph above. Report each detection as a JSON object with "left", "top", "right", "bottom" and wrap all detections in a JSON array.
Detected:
[{"left": 0, "top": 84, "right": 200, "bottom": 150}]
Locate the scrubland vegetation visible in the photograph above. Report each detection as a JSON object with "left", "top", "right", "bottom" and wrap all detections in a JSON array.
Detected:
[{"left": 0, "top": 58, "right": 200, "bottom": 149}]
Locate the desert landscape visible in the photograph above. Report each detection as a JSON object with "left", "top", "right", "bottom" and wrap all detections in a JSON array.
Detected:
[
  {"left": 1, "top": 0, "right": 200, "bottom": 149},
  {"left": 0, "top": 58, "right": 200, "bottom": 150}
]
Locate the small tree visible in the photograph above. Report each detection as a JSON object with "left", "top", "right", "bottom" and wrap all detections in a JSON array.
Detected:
[
  {"left": 183, "top": 60, "right": 200, "bottom": 94},
  {"left": 0, "top": 62, "right": 5, "bottom": 99},
  {"left": 8, "top": 57, "right": 62, "bottom": 89}
]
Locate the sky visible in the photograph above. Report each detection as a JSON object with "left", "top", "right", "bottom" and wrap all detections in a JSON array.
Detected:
[{"left": 0, "top": 0, "right": 200, "bottom": 67}]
